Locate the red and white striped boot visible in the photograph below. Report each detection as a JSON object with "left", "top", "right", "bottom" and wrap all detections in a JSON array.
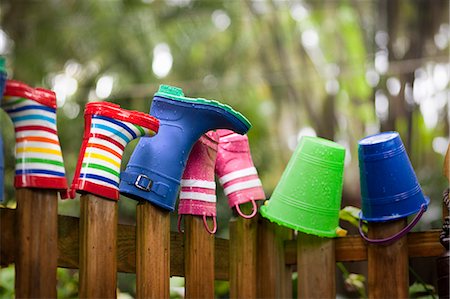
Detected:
[
  {"left": 215, "top": 129, "right": 265, "bottom": 219},
  {"left": 178, "top": 131, "right": 219, "bottom": 234},
  {"left": 69, "top": 102, "right": 159, "bottom": 200}
]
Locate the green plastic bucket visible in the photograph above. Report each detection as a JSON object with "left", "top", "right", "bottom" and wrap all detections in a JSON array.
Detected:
[{"left": 260, "top": 136, "right": 346, "bottom": 237}]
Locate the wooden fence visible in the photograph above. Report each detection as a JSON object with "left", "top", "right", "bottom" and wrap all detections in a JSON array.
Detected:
[{"left": 0, "top": 191, "right": 444, "bottom": 298}]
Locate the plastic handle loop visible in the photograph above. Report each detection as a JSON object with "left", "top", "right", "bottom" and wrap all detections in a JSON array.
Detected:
[
  {"left": 358, "top": 204, "right": 427, "bottom": 245},
  {"left": 177, "top": 215, "right": 184, "bottom": 233},
  {"left": 177, "top": 214, "right": 217, "bottom": 234},
  {"left": 235, "top": 199, "right": 258, "bottom": 219},
  {"left": 203, "top": 214, "right": 217, "bottom": 234}
]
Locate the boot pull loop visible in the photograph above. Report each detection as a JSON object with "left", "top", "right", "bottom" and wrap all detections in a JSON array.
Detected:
[
  {"left": 203, "top": 214, "right": 217, "bottom": 234},
  {"left": 177, "top": 215, "right": 184, "bottom": 233},
  {"left": 235, "top": 199, "right": 258, "bottom": 219},
  {"left": 358, "top": 204, "right": 427, "bottom": 245}
]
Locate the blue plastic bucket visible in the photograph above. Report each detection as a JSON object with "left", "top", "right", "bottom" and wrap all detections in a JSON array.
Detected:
[{"left": 358, "top": 131, "right": 429, "bottom": 222}]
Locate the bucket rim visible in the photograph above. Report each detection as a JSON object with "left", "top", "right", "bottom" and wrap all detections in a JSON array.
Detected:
[
  {"left": 260, "top": 205, "right": 339, "bottom": 238},
  {"left": 360, "top": 196, "right": 430, "bottom": 222}
]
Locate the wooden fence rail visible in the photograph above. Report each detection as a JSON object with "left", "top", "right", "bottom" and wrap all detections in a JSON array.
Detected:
[{"left": 1, "top": 207, "right": 442, "bottom": 273}]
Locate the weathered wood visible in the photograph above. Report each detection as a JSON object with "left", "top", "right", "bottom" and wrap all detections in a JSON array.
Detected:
[
  {"left": 0, "top": 207, "right": 442, "bottom": 278},
  {"left": 229, "top": 203, "right": 258, "bottom": 299},
  {"left": 136, "top": 201, "right": 170, "bottom": 299},
  {"left": 79, "top": 194, "right": 118, "bottom": 299},
  {"left": 184, "top": 215, "right": 215, "bottom": 298},
  {"left": 256, "top": 218, "right": 293, "bottom": 298},
  {"left": 15, "top": 189, "right": 58, "bottom": 298},
  {"left": 0, "top": 207, "right": 15, "bottom": 266},
  {"left": 367, "top": 219, "right": 409, "bottom": 299},
  {"left": 285, "top": 230, "right": 442, "bottom": 263},
  {"left": 287, "top": 235, "right": 369, "bottom": 264},
  {"left": 297, "top": 232, "right": 335, "bottom": 298}
]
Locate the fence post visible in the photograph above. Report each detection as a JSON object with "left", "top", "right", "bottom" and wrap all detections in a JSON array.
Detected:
[
  {"left": 257, "top": 217, "right": 293, "bottom": 298},
  {"left": 229, "top": 203, "right": 258, "bottom": 299},
  {"left": 297, "top": 232, "right": 335, "bottom": 298},
  {"left": 184, "top": 215, "right": 215, "bottom": 298},
  {"left": 15, "top": 189, "right": 58, "bottom": 298},
  {"left": 79, "top": 194, "right": 118, "bottom": 298},
  {"left": 367, "top": 219, "right": 409, "bottom": 298},
  {"left": 136, "top": 201, "right": 170, "bottom": 299}
]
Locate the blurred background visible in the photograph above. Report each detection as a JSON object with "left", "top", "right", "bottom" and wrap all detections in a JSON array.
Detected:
[{"left": 0, "top": 0, "right": 448, "bottom": 298}]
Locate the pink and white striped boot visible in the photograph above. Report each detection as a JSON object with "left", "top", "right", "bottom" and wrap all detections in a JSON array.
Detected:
[
  {"left": 177, "top": 131, "right": 219, "bottom": 234},
  {"left": 215, "top": 129, "right": 265, "bottom": 219}
]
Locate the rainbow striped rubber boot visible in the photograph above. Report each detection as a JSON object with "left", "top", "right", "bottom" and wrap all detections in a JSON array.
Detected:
[
  {"left": 70, "top": 102, "right": 159, "bottom": 201},
  {"left": 119, "top": 85, "right": 251, "bottom": 211},
  {"left": 1, "top": 80, "right": 68, "bottom": 198},
  {"left": 0, "top": 57, "right": 7, "bottom": 201},
  {"left": 215, "top": 129, "right": 265, "bottom": 218},
  {"left": 178, "top": 131, "right": 219, "bottom": 234}
]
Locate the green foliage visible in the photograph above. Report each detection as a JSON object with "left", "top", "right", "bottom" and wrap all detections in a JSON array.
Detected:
[
  {"left": 0, "top": 265, "right": 14, "bottom": 298},
  {"left": 409, "top": 282, "right": 436, "bottom": 299},
  {"left": 0, "top": 266, "right": 80, "bottom": 298},
  {"left": 0, "top": 0, "right": 447, "bottom": 296},
  {"left": 56, "top": 269, "right": 78, "bottom": 298},
  {"left": 339, "top": 205, "right": 367, "bottom": 233}
]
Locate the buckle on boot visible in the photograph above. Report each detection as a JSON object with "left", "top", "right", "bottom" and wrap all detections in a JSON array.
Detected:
[{"left": 135, "top": 175, "right": 153, "bottom": 191}]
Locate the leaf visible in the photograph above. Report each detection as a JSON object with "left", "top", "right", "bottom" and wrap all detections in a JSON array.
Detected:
[
  {"left": 409, "top": 281, "right": 435, "bottom": 298},
  {"left": 339, "top": 206, "right": 368, "bottom": 233}
]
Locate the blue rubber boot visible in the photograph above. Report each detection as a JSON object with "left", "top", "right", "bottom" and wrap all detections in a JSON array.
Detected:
[
  {"left": 0, "top": 57, "right": 7, "bottom": 202},
  {"left": 119, "top": 85, "right": 251, "bottom": 211}
]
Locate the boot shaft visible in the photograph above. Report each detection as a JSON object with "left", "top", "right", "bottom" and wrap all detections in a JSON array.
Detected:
[
  {"left": 179, "top": 131, "right": 219, "bottom": 217},
  {"left": 1, "top": 80, "right": 68, "bottom": 196},
  {"left": 70, "top": 102, "right": 159, "bottom": 201},
  {"left": 215, "top": 130, "right": 265, "bottom": 216},
  {"left": 120, "top": 85, "right": 251, "bottom": 211}
]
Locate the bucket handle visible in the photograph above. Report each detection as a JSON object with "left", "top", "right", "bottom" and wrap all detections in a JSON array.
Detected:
[
  {"left": 235, "top": 199, "right": 258, "bottom": 219},
  {"left": 177, "top": 214, "right": 217, "bottom": 234},
  {"left": 358, "top": 204, "right": 427, "bottom": 245}
]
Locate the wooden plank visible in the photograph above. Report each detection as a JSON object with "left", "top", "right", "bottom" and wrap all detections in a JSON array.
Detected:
[
  {"left": 229, "top": 204, "right": 258, "bottom": 299},
  {"left": 214, "top": 236, "right": 230, "bottom": 280},
  {"left": 0, "top": 207, "right": 15, "bottom": 266},
  {"left": 256, "top": 217, "right": 293, "bottom": 298},
  {"left": 286, "top": 235, "right": 367, "bottom": 264},
  {"left": 367, "top": 219, "right": 409, "bottom": 299},
  {"left": 79, "top": 194, "right": 118, "bottom": 299},
  {"left": 297, "top": 232, "right": 335, "bottom": 298},
  {"left": 0, "top": 208, "right": 442, "bottom": 277},
  {"left": 184, "top": 215, "right": 215, "bottom": 298},
  {"left": 136, "top": 201, "right": 170, "bottom": 299},
  {"left": 15, "top": 189, "right": 58, "bottom": 298},
  {"left": 285, "top": 230, "right": 442, "bottom": 263}
]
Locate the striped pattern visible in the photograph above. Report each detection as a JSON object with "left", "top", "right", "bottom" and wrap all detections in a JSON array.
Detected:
[
  {"left": 2, "top": 96, "right": 67, "bottom": 186},
  {"left": 180, "top": 179, "right": 216, "bottom": 203},
  {"left": 218, "top": 167, "right": 263, "bottom": 196},
  {"left": 78, "top": 115, "right": 154, "bottom": 194}
]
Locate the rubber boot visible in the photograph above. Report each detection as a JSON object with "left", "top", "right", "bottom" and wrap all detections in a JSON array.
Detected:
[
  {"left": 119, "top": 85, "right": 251, "bottom": 211},
  {"left": 1, "top": 80, "right": 68, "bottom": 198},
  {"left": 178, "top": 131, "right": 219, "bottom": 234},
  {"left": 0, "top": 57, "right": 6, "bottom": 201},
  {"left": 70, "top": 102, "right": 159, "bottom": 201},
  {"left": 215, "top": 129, "right": 265, "bottom": 218}
]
